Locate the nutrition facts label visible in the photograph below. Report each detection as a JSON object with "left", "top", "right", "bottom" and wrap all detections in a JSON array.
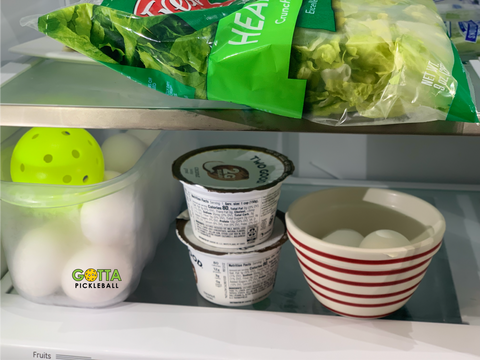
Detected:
[
  {"left": 185, "top": 187, "right": 281, "bottom": 246},
  {"left": 192, "top": 248, "right": 282, "bottom": 306},
  {"left": 226, "top": 253, "right": 280, "bottom": 303}
]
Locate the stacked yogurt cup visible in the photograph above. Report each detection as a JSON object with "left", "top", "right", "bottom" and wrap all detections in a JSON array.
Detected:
[{"left": 172, "top": 145, "right": 294, "bottom": 306}]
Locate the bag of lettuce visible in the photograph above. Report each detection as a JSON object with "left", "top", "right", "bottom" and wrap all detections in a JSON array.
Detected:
[{"left": 28, "top": 0, "right": 478, "bottom": 125}]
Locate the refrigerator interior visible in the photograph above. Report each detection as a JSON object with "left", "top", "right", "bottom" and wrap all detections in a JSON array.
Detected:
[
  {"left": 2, "top": 0, "right": 480, "bottom": 358},
  {"left": 1, "top": 130, "right": 480, "bottom": 359}
]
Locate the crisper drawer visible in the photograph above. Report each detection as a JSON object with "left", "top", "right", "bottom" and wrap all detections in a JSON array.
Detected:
[{"left": 2, "top": 131, "right": 480, "bottom": 360}]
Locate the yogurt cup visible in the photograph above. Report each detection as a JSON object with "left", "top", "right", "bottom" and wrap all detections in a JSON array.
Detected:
[
  {"left": 172, "top": 145, "right": 294, "bottom": 248},
  {"left": 176, "top": 209, "right": 288, "bottom": 307}
]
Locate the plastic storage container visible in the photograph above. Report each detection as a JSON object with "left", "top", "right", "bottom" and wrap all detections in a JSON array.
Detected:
[{"left": 1, "top": 128, "right": 197, "bottom": 308}]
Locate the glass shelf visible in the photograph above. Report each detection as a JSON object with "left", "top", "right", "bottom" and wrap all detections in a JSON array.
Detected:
[
  {"left": 127, "top": 182, "right": 477, "bottom": 325},
  {"left": 1, "top": 58, "right": 480, "bottom": 134}
]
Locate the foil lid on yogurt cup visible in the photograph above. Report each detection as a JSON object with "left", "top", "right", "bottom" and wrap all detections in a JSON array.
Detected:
[
  {"left": 176, "top": 209, "right": 288, "bottom": 256},
  {"left": 172, "top": 145, "right": 295, "bottom": 193}
]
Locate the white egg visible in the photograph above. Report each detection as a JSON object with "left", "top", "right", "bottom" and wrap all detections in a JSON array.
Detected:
[
  {"left": 359, "top": 230, "right": 411, "bottom": 249},
  {"left": 11, "top": 224, "right": 79, "bottom": 297},
  {"left": 61, "top": 246, "right": 133, "bottom": 305},
  {"left": 102, "top": 133, "right": 147, "bottom": 173},
  {"left": 126, "top": 129, "right": 161, "bottom": 147},
  {"left": 104, "top": 170, "right": 122, "bottom": 181},
  {"left": 80, "top": 188, "right": 143, "bottom": 246},
  {"left": 322, "top": 229, "right": 364, "bottom": 247}
]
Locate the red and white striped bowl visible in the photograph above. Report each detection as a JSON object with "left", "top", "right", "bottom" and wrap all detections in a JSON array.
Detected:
[{"left": 285, "top": 187, "right": 446, "bottom": 319}]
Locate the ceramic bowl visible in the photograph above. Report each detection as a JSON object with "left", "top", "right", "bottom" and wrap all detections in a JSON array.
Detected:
[{"left": 285, "top": 187, "right": 446, "bottom": 319}]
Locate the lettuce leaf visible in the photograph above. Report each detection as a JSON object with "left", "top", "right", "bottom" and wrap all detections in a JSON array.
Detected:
[
  {"left": 39, "top": 4, "right": 117, "bottom": 64},
  {"left": 292, "top": 0, "right": 457, "bottom": 121}
]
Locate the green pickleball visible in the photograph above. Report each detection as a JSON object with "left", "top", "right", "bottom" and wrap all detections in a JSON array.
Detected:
[{"left": 11, "top": 128, "right": 104, "bottom": 185}]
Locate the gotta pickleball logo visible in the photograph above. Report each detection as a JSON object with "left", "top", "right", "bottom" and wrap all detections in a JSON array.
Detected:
[{"left": 72, "top": 268, "right": 122, "bottom": 288}]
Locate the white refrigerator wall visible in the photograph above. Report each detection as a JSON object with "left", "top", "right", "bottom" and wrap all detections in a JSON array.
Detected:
[
  {"left": 198, "top": 132, "right": 480, "bottom": 184},
  {"left": 292, "top": 133, "right": 480, "bottom": 184},
  {"left": 1, "top": 0, "right": 65, "bottom": 65}
]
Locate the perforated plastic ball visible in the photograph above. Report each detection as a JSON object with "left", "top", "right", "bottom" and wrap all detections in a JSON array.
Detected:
[{"left": 10, "top": 128, "right": 104, "bottom": 185}]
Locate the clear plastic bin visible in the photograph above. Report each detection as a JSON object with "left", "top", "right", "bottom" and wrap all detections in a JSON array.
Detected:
[{"left": 1, "top": 129, "right": 197, "bottom": 307}]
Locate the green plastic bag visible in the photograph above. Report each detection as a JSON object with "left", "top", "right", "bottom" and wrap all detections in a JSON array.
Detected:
[{"left": 27, "top": 0, "right": 479, "bottom": 125}]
